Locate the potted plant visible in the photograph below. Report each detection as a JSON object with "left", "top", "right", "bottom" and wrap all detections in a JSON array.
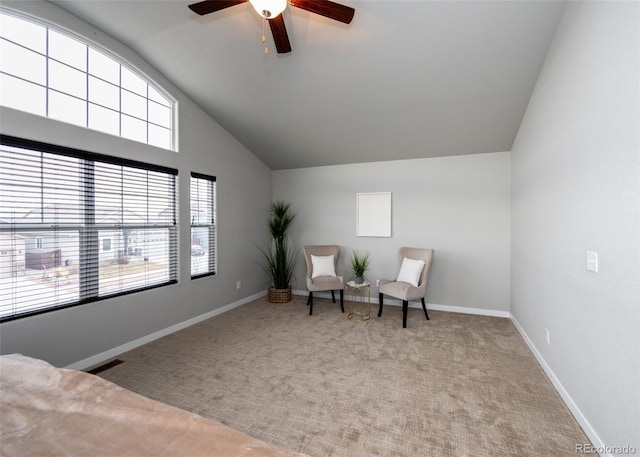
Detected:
[
  {"left": 260, "top": 201, "right": 297, "bottom": 303},
  {"left": 348, "top": 249, "right": 371, "bottom": 284}
]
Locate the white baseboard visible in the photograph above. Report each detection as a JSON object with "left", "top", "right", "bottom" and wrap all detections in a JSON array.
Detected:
[
  {"left": 293, "top": 289, "right": 510, "bottom": 318},
  {"left": 66, "top": 290, "right": 266, "bottom": 371},
  {"left": 426, "top": 302, "right": 510, "bottom": 318},
  {"left": 510, "top": 315, "right": 608, "bottom": 457}
]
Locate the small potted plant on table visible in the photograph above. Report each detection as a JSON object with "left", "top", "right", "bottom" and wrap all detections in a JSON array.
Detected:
[{"left": 348, "top": 250, "right": 371, "bottom": 284}]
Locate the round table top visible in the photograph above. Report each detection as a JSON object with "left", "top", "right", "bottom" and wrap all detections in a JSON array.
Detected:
[{"left": 346, "top": 280, "right": 370, "bottom": 288}]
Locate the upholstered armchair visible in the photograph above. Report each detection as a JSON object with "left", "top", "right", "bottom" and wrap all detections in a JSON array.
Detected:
[
  {"left": 303, "top": 245, "right": 344, "bottom": 316},
  {"left": 378, "top": 247, "right": 434, "bottom": 328}
]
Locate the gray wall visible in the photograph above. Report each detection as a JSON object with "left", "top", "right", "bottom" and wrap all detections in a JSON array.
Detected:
[
  {"left": 273, "top": 152, "right": 511, "bottom": 313},
  {"left": 511, "top": 1, "right": 639, "bottom": 451},
  {"left": 0, "top": 1, "right": 272, "bottom": 368}
]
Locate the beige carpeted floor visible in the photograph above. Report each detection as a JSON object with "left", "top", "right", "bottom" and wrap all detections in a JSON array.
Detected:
[{"left": 98, "top": 295, "right": 591, "bottom": 457}]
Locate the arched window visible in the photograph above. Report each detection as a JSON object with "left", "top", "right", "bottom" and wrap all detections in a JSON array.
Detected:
[{"left": 0, "top": 9, "right": 176, "bottom": 151}]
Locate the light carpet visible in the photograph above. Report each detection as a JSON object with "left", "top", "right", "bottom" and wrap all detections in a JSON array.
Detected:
[{"left": 98, "top": 295, "right": 591, "bottom": 457}]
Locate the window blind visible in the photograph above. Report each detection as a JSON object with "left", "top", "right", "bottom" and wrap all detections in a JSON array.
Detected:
[
  {"left": 0, "top": 135, "right": 178, "bottom": 321},
  {"left": 190, "top": 172, "right": 216, "bottom": 279}
]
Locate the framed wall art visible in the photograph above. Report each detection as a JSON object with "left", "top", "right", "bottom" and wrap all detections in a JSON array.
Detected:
[{"left": 356, "top": 192, "right": 391, "bottom": 237}]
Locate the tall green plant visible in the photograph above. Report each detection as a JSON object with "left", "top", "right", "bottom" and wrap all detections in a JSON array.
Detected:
[{"left": 260, "top": 201, "right": 297, "bottom": 289}]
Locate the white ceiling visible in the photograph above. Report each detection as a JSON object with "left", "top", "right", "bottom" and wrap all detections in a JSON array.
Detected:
[{"left": 48, "top": 0, "right": 565, "bottom": 170}]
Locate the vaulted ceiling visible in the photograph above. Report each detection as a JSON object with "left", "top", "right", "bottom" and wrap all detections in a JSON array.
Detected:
[{"left": 48, "top": 0, "right": 565, "bottom": 170}]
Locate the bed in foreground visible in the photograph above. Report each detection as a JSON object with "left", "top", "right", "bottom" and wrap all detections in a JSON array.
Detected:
[{"left": 0, "top": 354, "right": 309, "bottom": 457}]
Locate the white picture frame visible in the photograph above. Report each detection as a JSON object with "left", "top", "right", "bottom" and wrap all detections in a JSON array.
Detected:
[{"left": 356, "top": 192, "right": 392, "bottom": 237}]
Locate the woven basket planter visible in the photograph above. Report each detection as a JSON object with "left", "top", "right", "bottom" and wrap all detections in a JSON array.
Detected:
[{"left": 268, "top": 286, "right": 292, "bottom": 303}]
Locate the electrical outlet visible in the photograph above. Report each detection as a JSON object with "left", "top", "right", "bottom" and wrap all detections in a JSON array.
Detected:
[
  {"left": 376, "top": 279, "right": 380, "bottom": 287},
  {"left": 236, "top": 281, "right": 241, "bottom": 290},
  {"left": 545, "top": 328, "right": 550, "bottom": 345}
]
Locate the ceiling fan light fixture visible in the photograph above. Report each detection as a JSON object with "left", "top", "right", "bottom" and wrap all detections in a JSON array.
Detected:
[
  {"left": 187, "top": 0, "right": 354, "bottom": 54},
  {"left": 249, "top": 0, "right": 287, "bottom": 19}
]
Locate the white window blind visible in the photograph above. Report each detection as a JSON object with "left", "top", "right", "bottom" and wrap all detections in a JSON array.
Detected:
[
  {"left": 0, "top": 135, "right": 178, "bottom": 321},
  {"left": 190, "top": 173, "right": 216, "bottom": 278}
]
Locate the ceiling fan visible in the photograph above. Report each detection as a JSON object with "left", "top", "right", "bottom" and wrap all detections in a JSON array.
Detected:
[{"left": 188, "top": 0, "right": 355, "bottom": 54}]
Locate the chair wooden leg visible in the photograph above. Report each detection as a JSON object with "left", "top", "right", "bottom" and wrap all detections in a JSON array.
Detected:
[
  {"left": 378, "top": 293, "right": 384, "bottom": 317},
  {"left": 402, "top": 300, "right": 408, "bottom": 328},
  {"left": 306, "top": 293, "right": 311, "bottom": 306},
  {"left": 421, "top": 298, "right": 429, "bottom": 320},
  {"left": 308, "top": 292, "right": 314, "bottom": 315},
  {"left": 340, "top": 290, "right": 344, "bottom": 313},
  {"left": 331, "top": 290, "right": 336, "bottom": 303}
]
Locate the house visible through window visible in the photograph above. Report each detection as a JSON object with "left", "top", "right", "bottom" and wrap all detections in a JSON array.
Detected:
[
  {"left": 190, "top": 173, "right": 216, "bottom": 278},
  {"left": 0, "top": 9, "right": 176, "bottom": 151},
  {"left": 0, "top": 135, "right": 178, "bottom": 321}
]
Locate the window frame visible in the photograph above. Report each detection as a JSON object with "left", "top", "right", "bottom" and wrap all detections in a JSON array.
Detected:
[
  {"left": 0, "top": 134, "right": 178, "bottom": 322},
  {"left": 190, "top": 172, "right": 217, "bottom": 280},
  {"left": 0, "top": 8, "right": 177, "bottom": 151}
]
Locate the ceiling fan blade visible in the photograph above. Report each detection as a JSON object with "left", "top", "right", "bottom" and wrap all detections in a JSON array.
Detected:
[
  {"left": 290, "top": 0, "right": 355, "bottom": 24},
  {"left": 269, "top": 15, "right": 292, "bottom": 54},
  {"left": 188, "top": 0, "right": 247, "bottom": 16}
]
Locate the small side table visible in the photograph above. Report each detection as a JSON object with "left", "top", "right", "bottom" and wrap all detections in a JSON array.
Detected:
[{"left": 346, "top": 280, "right": 371, "bottom": 321}]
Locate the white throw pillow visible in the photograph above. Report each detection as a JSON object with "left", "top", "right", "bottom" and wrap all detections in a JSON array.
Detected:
[
  {"left": 396, "top": 257, "right": 425, "bottom": 287},
  {"left": 311, "top": 255, "right": 336, "bottom": 279}
]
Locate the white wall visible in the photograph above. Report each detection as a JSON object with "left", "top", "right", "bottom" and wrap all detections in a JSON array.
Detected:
[
  {"left": 273, "top": 152, "right": 511, "bottom": 314},
  {"left": 511, "top": 1, "right": 640, "bottom": 452},
  {"left": 0, "top": 1, "right": 272, "bottom": 368}
]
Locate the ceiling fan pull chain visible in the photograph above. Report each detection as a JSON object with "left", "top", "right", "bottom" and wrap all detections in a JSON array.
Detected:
[{"left": 262, "top": 17, "right": 268, "bottom": 55}]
